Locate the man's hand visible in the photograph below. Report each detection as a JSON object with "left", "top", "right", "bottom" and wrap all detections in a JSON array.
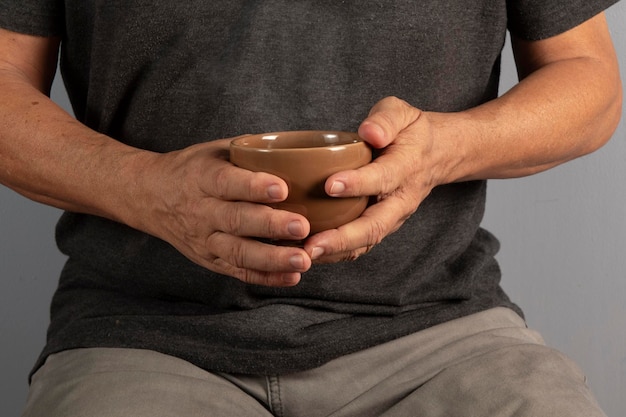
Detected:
[
  {"left": 135, "top": 138, "right": 312, "bottom": 287},
  {"left": 304, "top": 97, "right": 441, "bottom": 263}
]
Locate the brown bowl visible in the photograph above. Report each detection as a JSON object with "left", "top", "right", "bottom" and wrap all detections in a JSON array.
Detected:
[{"left": 230, "top": 131, "right": 372, "bottom": 234}]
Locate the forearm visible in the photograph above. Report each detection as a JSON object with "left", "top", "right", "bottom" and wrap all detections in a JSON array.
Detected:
[
  {"left": 431, "top": 53, "right": 622, "bottom": 184},
  {"left": 0, "top": 73, "right": 314, "bottom": 285},
  {"left": 0, "top": 73, "right": 154, "bottom": 225}
]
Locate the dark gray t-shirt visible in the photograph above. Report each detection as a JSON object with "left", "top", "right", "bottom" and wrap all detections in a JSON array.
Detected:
[{"left": 0, "top": 0, "right": 618, "bottom": 375}]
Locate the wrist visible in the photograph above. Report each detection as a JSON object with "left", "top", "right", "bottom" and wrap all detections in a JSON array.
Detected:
[
  {"left": 113, "top": 149, "right": 167, "bottom": 236},
  {"left": 424, "top": 111, "right": 476, "bottom": 185}
]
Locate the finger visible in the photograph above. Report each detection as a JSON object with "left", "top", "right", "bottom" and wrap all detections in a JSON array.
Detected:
[
  {"left": 305, "top": 193, "right": 414, "bottom": 261},
  {"left": 202, "top": 159, "right": 290, "bottom": 203},
  {"left": 207, "top": 232, "right": 311, "bottom": 283},
  {"left": 326, "top": 144, "right": 415, "bottom": 198},
  {"left": 358, "top": 96, "right": 422, "bottom": 149},
  {"left": 207, "top": 200, "right": 310, "bottom": 241},
  {"left": 168, "top": 229, "right": 308, "bottom": 287},
  {"left": 216, "top": 261, "right": 303, "bottom": 287}
]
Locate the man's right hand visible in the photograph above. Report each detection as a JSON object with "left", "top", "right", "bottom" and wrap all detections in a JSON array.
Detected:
[{"left": 133, "top": 138, "right": 312, "bottom": 287}]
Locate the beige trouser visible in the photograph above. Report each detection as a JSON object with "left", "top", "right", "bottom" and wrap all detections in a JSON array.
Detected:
[{"left": 21, "top": 307, "right": 606, "bottom": 417}]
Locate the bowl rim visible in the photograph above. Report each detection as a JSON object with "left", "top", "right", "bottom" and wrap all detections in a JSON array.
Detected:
[{"left": 230, "top": 130, "right": 365, "bottom": 151}]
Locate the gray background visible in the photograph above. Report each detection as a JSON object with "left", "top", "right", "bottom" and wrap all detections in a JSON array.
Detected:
[{"left": 1, "top": 4, "right": 625, "bottom": 416}]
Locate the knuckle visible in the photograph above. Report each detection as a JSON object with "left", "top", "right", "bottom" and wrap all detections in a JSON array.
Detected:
[
  {"left": 263, "top": 209, "right": 283, "bottom": 238},
  {"left": 228, "top": 239, "right": 248, "bottom": 267},
  {"left": 367, "top": 217, "right": 388, "bottom": 246},
  {"left": 209, "top": 232, "right": 245, "bottom": 269},
  {"left": 386, "top": 95, "right": 404, "bottom": 106},
  {"left": 212, "top": 258, "right": 262, "bottom": 286},
  {"left": 376, "top": 163, "right": 398, "bottom": 195},
  {"left": 346, "top": 249, "right": 363, "bottom": 262},
  {"left": 223, "top": 203, "right": 245, "bottom": 235},
  {"left": 380, "top": 164, "right": 395, "bottom": 188},
  {"left": 210, "top": 165, "right": 231, "bottom": 199},
  {"left": 340, "top": 246, "right": 371, "bottom": 262},
  {"left": 202, "top": 231, "right": 223, "bottom": 260},
  {"left": 335, "top": 232, "right": 353, "bottom": 253},
  {"left": 236, "top": 269, "right": 261, "bottom": 285},
  {"left": 385, "top": 96, "right": 412, "bottom": 113}
]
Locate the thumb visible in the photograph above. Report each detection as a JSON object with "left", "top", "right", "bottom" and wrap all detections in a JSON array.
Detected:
[{"left": 358, "top": 96, "right": 422, "bottom": 149}]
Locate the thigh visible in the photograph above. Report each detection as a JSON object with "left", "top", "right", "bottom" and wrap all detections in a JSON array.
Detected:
[
  {"left": 273, "top": 307, "right": 606, "bottom": 417},
  {"left": 21, "top": 348, "right": 273, "bottom": 417},
  {"left": 385, "top": 343, "right": 607, "bottom": 417}
]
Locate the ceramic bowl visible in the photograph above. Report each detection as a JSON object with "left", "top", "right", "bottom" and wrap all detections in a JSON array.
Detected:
[{"left": 230, "top": 131, "right": 372, "bottom": 234}]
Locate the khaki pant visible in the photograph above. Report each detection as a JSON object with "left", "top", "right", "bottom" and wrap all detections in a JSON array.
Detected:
[{"left": 21, "top": 307, "right": 606, "bottom": 417}]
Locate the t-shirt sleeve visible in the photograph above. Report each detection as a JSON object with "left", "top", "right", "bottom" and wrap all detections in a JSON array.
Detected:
[
  {"left": 507, "top": 0, "right": 620, "bottom": 40},
  {"left": 0, "top": 0, "right": 65, "bottom": 37}
]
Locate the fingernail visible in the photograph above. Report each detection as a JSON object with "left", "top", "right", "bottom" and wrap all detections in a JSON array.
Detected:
[
  {"left": 329, "top": 181, "right": 346, "bottom": 196},
  {"left": 311, "top": 247, "right": 324, "bottom": 260},
  {"left": 289, "top": 255, "right": 305, "bottom": 270},
  {"left": 267, "top": 184, "right": 283, "bottom": 200},
  {"left": 288, "top": 221, "right": 304, "bottom": 237}
]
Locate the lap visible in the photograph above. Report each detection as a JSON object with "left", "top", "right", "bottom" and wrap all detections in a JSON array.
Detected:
[
  {"left": 269, "top": 307, "right": 606, "bottom": 417},
  {"left": 379, "top": 343, "right": 604, "bottom": 417},
  {"left": 21, "top": 308, "right": 606, "bottom": 417},
  {"left": 21, "top": 348, "right": 273, "bottom": 417}
]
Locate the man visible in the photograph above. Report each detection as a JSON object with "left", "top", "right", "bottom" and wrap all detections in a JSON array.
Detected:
[{"left": 0, "top": 1, "right": 622, "bottom": 416}]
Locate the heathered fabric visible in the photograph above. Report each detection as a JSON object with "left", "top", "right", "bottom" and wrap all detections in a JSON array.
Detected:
[{"left": 0, "top": 0, "right": 618, "bottom": 376}]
